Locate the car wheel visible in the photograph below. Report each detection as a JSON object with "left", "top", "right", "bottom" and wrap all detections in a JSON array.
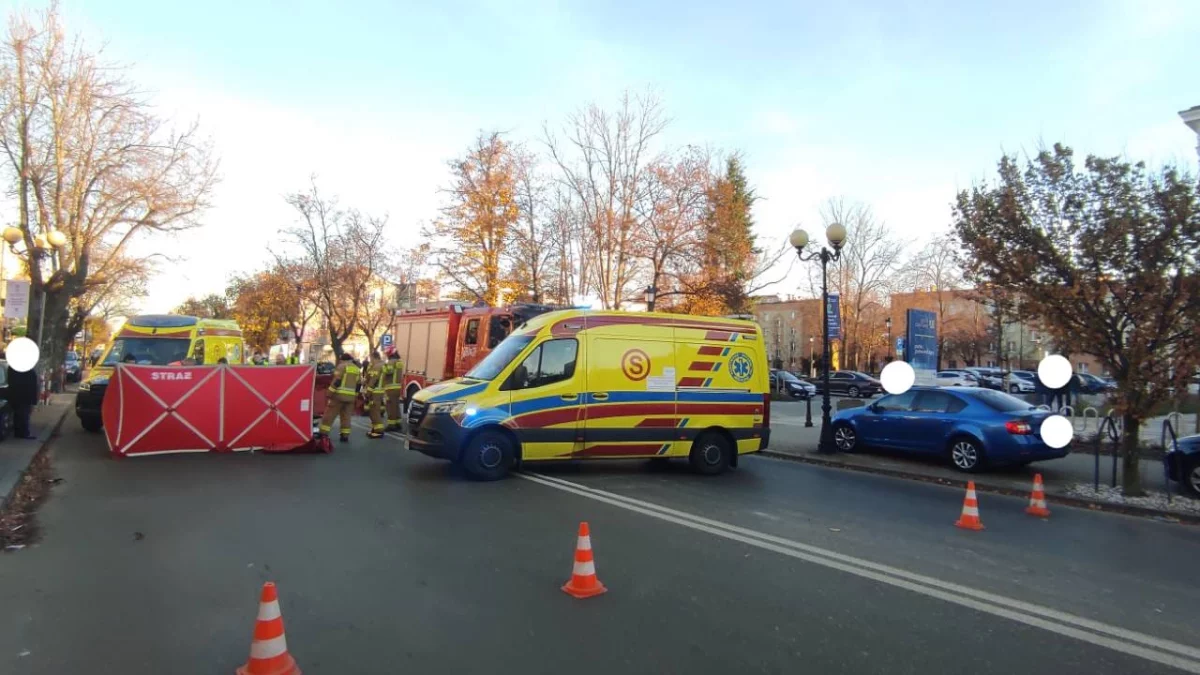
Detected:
[
  {"left": 949, "top": 437, "right": 985, "bottom": 473},
  {"left": 1185, "top": 460, "right": 1200, "bottom": 496},
  {"left": 1009, "top": 384, "right": 1020, "bottom": 394},
  {"left": 847, "top": 385, "right": 861, "bottom": 398},
  {"left": 459, "top": 430, "right": 516, "bottom": 481},
  {"left": 689, "top": 432, "right": 733, "bottom": 476},
  {"left": 81, "top": 415, "right": 103, "bottom": 433},
  {"left": 0, "top": 410, "right": 11, "bottom": 441},
  {"left": 832, "top": 422, "right": 858, "bottom": 452}
]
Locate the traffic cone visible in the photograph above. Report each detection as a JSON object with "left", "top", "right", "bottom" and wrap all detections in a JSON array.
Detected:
[
  {"left": 955, "top": 481, "right": 985, "bottom": 531},
  {"left": 1025, "top": 473, "right": 1051, "bottom": 518},
  {"left": 562, "top": 521, "right": 607, "bottom": 599},
  {"left": 237, "top": 582, "right": 301, "bottom": 675}
]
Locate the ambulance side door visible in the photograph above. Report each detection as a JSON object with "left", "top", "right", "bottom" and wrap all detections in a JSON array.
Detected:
[
  {"left": 503, "top": 337, "right": 584, "bottom": 461},
  {"left": 583, "top": 337, "right": 677, "bottom": 458}
]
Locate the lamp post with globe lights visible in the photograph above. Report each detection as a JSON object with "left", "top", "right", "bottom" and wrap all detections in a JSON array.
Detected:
[{"left": 790, "top": 223, "right": 847, "bottom": 453}]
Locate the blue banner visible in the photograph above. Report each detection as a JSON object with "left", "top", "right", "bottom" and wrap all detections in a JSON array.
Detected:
[
  {"left": 905, "top": 309, "right": 938, "bottom": 373},
  {"left": 826, "top": 294, "right": 842, "bottom": 340}
]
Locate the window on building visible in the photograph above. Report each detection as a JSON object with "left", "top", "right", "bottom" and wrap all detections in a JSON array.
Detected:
[{"left": 1078, "top": 362, "right": 1089, "bottom": 374}]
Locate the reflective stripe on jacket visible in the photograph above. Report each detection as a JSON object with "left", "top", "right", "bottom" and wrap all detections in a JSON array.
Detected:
[
  {"left": 365, "top": 360, "right": 385, "bottom": 394},
  {"left": 332, "top": 364, "right": 361, "bottom": 397},
  {"left": 384, "top": 361, "right": 405, "bottom": 391}
]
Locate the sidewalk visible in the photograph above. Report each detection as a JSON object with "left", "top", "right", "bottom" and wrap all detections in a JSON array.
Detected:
[
  {"left": 0, "top": 393, "right": 73, "bottom": 508},
  {"left": 764, "top": 418, "right": 1199, "bottom": 522}
]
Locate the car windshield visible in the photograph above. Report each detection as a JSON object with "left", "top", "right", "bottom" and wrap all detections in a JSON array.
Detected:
[
  {"left": 971, "top": 389, "right": 1036, "bottom": 412},
  {"left": 777, "top": 371, "right": 802, "bottom": 383},
  {"left": 102, "top": 337, "right": 191, "bottom": 366},
  {"left": 1011, "top": 371, "right": 1036, "bottom": 380},
  {"left": 464, "top": 335, "right": 534, "bottom": 380}
]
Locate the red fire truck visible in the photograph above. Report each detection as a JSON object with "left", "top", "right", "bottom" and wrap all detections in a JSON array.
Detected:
[{"left": 390, "top": 302, "right": 557, "bottom": 406}]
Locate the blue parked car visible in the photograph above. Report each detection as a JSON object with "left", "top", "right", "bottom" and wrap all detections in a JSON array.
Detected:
[
  {"left": 830, "top": 386, "right": 1069, "bottom": 472},
  {"left": 1164, "top": 434, "right": 1200, "bottom": 496}
]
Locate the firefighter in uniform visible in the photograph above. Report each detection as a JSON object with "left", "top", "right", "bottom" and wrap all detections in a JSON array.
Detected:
[
  {"left": 364, "top": 351, "right": 386, "bottom": 439},
  {"left": 318, "top": 353, "right": 360, "bottom": 442},
  {"left": 384, "top": 350, "right": 405, "bottom": 431},
  {"left": 287, "top": 353, "right": 299, "bottom": 365}
]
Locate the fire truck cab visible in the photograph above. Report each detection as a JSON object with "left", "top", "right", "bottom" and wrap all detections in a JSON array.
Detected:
[{"left": 391, "top": 302, "right": 556, "bottom": 408}]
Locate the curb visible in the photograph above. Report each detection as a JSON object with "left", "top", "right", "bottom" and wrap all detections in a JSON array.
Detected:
[
  {"left": 759, "top": 449, "right": 1200, "bottom": 525},
  {"left": 1, "top": 401, "right": 71, "bottom": 510}
]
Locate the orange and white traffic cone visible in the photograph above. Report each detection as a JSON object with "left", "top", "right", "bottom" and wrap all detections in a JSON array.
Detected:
[
  {"left": 237, "top": 582, "right": 301, "bottom": 675},
  {"left": 1025, "top": 473, "right": 1051, "bottom": 518},
  {"left": 562, "top": 521, "right": 607, "bottom": 599},
  {"left": 955, "top": 481, "right": 985, "bottom": 531}
]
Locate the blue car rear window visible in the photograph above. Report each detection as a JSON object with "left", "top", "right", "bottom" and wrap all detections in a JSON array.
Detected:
[{"left": 971, "top": 389, "right": 1036, "bottom": 412}]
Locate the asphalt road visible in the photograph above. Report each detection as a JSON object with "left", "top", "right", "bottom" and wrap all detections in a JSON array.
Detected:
[{"left": 2, "top": 420, "right": 1199, "bottom": 674}]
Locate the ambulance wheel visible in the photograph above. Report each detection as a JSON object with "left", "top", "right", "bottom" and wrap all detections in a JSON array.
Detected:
[
  {"left": 80, "top": 415, "right": 103, "bottom": 433},
  {"left": 689, "top": 432, "right": 733, "bottom": 476},
  {"left": 460, "top": 430, "right": 516, "bottom": 481}
]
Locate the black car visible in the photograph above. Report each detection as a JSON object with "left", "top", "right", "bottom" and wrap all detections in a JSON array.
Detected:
[
  {"left": 0, "top": 361, "right": 16, "bottom": 441},
  {"left": 770, "top": 370, "right": 816, "bottom": 399},
  {"left": 965, "top": 367, "right": 1006, "bottom": 390},
  {"left": 1075, "top": 373, "right": 1111, "bottom": 395},
  {"left": 64, "top": 352, "right": 82, "bottom": 383},
  {"left": 810, "top": 370, "right": 883, "bottom": 398},
  {"left": 1164, "top": 434, "right": 1200, "bottom": 495}
]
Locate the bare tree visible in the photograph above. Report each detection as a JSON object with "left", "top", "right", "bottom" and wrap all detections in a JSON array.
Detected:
[
  {"left": 545, "top": 90, "right": 667, "bottom": 308},
  {"left": 810, "top": 199, "right": 905, "bottom": 369},
  {"left": 634, "top": 146, "right": 710, "bottom": 308},
  {"left": 901, "top": 234, "right": 964, "bottom": 368},
  {"left": 0, "top": 5, "right": 217, "bottom": 369},
  {"left": 280, "top": 178, "right": 388, "bottom": 358},
  {"left": 506, "top": 145, "right": 557, "bottom": 304}
]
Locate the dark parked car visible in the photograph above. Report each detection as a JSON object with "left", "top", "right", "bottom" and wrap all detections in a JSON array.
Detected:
[
  {"left": 830, "top": 386, "right": 1068, "bottom": 472},
  {"left": 770, "top": 369, "right": 816, "bottom": 399},
  {"left": 1075, "top": 373, "right": 1112, "bottom": 395},
  {"left": 1164, "top": 434, "right": 1200, "bottom": 495},
  {"left": 810, "top": 370, "right": 883, "bottom": 398},
  {"left": 0, "top": 361, "right": 15, "bottom": 441},
  {"left": 64, "top": 352, "right": 82, "bottom": 383},
  {"left": 965, "top": 367, "right": 1006, "bottom": 390}
]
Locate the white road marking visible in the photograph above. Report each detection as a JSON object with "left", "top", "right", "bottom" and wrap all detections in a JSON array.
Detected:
[{"left": 518, "top": 471, "right": 1200, "bottom": 674}]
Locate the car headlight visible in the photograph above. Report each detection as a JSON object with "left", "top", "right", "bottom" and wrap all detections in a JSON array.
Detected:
[
  {"left": 79, "top": 381, "right": 91, "bottom": 391},
  {"left": 428, "top": 400, "right": 466, "bottom": 415}
]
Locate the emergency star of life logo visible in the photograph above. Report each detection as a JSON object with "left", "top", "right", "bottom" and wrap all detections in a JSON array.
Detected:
[
  {"left": 729, "top": 352, "right": 753, "bottom": 383},
  {"left": 621, "top": 349, "right": 651, "bottom": 381}
]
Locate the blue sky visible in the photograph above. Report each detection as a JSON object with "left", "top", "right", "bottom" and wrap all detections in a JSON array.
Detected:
[{"left": 42, "top": 0, "right": 1200, "bottom": 310}]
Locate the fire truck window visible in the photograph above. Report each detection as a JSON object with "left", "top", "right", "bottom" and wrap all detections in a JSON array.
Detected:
[
  {"left": 488, "top": 316, "right": 511, "bottom": 349},
  {"left": 465, "top": 319, "right": 479, "bottom": 345}
]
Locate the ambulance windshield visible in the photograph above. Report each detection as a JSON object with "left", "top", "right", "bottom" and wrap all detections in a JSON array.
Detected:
[
  {"left": 465, "top": 335, "right": 534, "bottom": 380},
  {"left": 103, "top": 337, "right": 191, "bottom": 366}
]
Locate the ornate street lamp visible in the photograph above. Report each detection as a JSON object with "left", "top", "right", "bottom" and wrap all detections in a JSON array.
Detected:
[{"left": 790, "top": 223, "right": 847, "bottom": 453}]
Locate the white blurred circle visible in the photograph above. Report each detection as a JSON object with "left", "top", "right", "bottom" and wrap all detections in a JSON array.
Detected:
[
  {"left": 880, "top": 360, "right": 916, "bottom": 395},
  {"left": 1040, "top": 414, "right": 1073, "bottom": 449},
  {"left": 1037, "top": 354, "right": 1072, "bottom": 390},
  {"left": 6, "top": 337, "right": 39, "bottom": 373}
]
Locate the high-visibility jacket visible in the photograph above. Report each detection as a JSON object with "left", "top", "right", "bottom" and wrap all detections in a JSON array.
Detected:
[
  {"left": 287, "top": 355, "right": 299, "bottom": 365},
  {"left": 365, "top": 359, "right": 385, "bottom": 394},
  {"left": 330, "top": 362, "right": 361, "bottom": 399},
  {"left": 384, "top": 360, "right": 405, "bottom": 391}
]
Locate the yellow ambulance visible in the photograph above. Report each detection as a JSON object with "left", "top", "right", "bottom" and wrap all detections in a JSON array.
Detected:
[
  {"left": 75, "top": 315, "right": 246, "bottom": 432},
  {"left": 406, "top": 309, "right": 770, "bottom": 480}
]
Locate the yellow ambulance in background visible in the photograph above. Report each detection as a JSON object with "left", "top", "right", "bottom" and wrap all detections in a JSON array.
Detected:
[
  {"left": 406, "top": 309, "right": 770, "bottom": 480},
  {"left": 75, "top": 315, "right": 246, "bottom": 432}
]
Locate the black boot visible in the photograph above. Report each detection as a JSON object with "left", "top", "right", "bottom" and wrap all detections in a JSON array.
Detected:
[{"left": 339, "top": 434, "right": 350, "bottom": 443}]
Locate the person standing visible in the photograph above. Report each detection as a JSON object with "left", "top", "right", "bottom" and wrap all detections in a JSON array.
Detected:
[
  {"left": 364, "top": 351, "right": 386, "bottom": 439},
  {"left": 384, "top": 350, "right": 406, "bottom": 432},
  {"left": 317, "top": 353, "right": 360, "bottom": 442},
  {"left": 6, "top": 362, "right": 39, "bottom": 439}
]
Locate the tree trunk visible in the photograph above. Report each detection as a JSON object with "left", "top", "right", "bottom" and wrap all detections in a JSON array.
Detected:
[{"left": 1121, "top": 413, "right": 1143, "bottom": 496}]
